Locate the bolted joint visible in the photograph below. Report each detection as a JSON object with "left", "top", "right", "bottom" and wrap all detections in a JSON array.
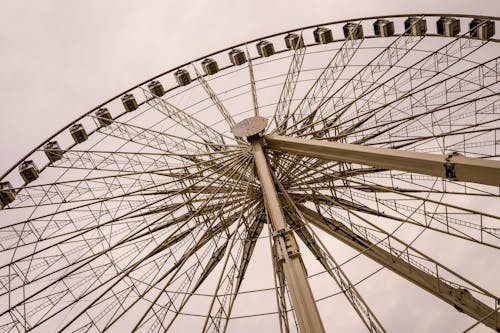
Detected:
[
  {"left": 273, "top": 228, "right": 300, "bottom": 260},
  {"left": 444, "top": 163, "right": 456, "bottom": 179},
  {"left": 444, "top": 151, "right": 461, "bottom": 180}
]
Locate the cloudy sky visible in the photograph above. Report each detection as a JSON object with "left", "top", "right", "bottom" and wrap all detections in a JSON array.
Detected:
[
  {"left": 0, "top": 1, "right": 499, "bottom": 332},
  {"left": 0, "top": 0, "right": 499, "bottom": 172}
]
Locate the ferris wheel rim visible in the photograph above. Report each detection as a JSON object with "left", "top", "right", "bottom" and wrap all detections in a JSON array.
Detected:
[
  {"left": 1, "top": 12, "right": 499, "bottom": 332},
  {"left": 2, "top": 12, "right": 500, "bottom": 183}
]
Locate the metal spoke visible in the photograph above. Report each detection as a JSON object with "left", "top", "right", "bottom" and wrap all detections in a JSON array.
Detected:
[
  {"left": 51, "top": 154, "right": 254, "bottom": 332},
  {"left": 270, "top": 32, "right": 307, "bottom": 132},
  {"left": 142, "top": 87, "right": 232, "bottom": 145},
  {"left": 246, "top": 46, "right": 260, "bottom": 117},
  {"left": 287, "top": 20, "right": 485, "bottom": 138},
  {"left": 275, "top": 178, "right": 386, "bottom": 333},
  {"left": 1, "top": 14, "right": 499, "bottom": 333},
  {"left": 276, "top": 151, "right": 500, "bottom": 249},
  {"left": 272, "top": 21, "right": 367, "bottom": 135},
  {"left": 192, "top": 65, "right": 237, "bottom": 129},
  {"left": 297, "top": 203, "right": 500, "bottom": 331}
]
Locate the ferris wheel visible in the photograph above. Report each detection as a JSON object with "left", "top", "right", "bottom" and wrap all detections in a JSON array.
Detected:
[{"left": 1, "top": 13, "right": 500, "bottom": 332}]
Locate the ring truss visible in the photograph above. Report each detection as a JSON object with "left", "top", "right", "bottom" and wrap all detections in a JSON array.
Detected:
[{"left": 1, "top": 13, "right": 500, "bottom": 332}]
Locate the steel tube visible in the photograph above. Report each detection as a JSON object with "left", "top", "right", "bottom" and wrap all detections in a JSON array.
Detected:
[
  {"left": 251, "top": 139, "right": 326, "bottom": 333},
  {"left": 265, "top": 135, "right": 500, "bottom": 186}
]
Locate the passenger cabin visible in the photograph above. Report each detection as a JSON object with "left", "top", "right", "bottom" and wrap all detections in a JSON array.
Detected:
[
  {"left": 404, "top": 17, "right": 427, "bottom": 36},
  {"left": 19, "top": 160, "right": 39, "bottom": 184},
  {"left": 470, "top": 19, "right": 495, "bottom": 40},
  {"left": 122, "top": 93, "right": 138, "bottom": 112},
  {"left": 285, "top": 33, "right": 304, "bottom": 50},
  {"left": 202, "top": 58, "right": 219, "bottom": 75},
  {"left": 96, "top": 107, "right": 113, "bottom": 127},
  {"left": 343, "top": 23, "right": 364, "bottom": 39},
  {"left": 70, "top": 123, "right": 88, "bottom": 144},
  {"left": 313, "top": 27, "right": 333, "bottom": 44},
  {"left": 175, "top": 69, "right": 191, "bottom": 86},
  {"left": 229, "top": 49, "right": 247, "bottom": 66},
  {"left": 148, "top": 80, "right": 165, "bottom": 97},
  {"left": 0, "top": 181, "right": 15, "bottom": 208},
  {"left": 374, "top": 19, "right": 395, "bottom": 37},
  {"left": 256, "top": 40, "right": 275, "bottom": 57},
  {"left": 44, "top": 140, "right": 63, "bottom": 162},
  {"left": 437, "top": 17, "right": 460, "bottom": 37}
]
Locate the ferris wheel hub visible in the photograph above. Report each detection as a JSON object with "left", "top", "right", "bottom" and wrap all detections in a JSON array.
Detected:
[{"left": 231, "top": 116, "right": 268, "bottom": 139}]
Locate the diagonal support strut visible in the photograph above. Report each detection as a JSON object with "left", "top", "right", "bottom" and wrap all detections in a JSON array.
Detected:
[
  {"left": 265, "top": 135, "right": 500, "bottom": 186},
  {"left": 297, "top": 204, "right": 500, "bottom": 331}
]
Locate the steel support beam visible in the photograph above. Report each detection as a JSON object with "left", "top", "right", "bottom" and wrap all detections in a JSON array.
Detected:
[
  {"left": 297, "top": 204, "right": 500, "bottom": 331},
  {"left": 251, "top": 139, "right": 326, "bottom": 333},
  {"left": 265, "top": 135, "right": 500, "bottom": 186}
]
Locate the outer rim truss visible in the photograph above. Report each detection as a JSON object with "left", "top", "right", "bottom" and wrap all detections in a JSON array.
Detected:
[{"left": 1, "top": 12, "right": 500, "bottom": 333}]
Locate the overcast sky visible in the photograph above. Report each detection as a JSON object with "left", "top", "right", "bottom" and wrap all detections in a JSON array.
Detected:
[
  {"left": 0, "top": 0, "right": 499, "bottom": 172},
  {"left": 0, "top": 1, "right": 499, "bottom": 332}
]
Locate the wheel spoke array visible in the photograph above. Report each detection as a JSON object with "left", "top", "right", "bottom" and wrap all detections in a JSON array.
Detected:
[{"left": 1, "top": 14, "right": 499, "bottom": 332}]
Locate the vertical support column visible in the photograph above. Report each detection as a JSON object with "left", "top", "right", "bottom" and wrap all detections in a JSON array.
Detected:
[{"left": 251, "top": 139, "right": 326, "bottom": 333}]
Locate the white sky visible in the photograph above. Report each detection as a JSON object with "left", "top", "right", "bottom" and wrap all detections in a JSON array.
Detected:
[
  {"left": 0, "top": 1, "right": 499, "bottom": 332},
  {"left": 1, "top": 0, "right": 499, "bottom": 171}
]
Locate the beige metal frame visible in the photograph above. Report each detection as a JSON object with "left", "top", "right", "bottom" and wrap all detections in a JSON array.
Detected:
[
  {"left": 251, "top": 138, "right": 326, "bottom": 333},
  {"left": 2, "top": 13, "right": 500, "bottom": 333},
  {"left": 265, "top": 135, "right": 500, "bottom": 187},
  {"left": 261, "top": 134, "right": 500, "bottom": 331}
]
